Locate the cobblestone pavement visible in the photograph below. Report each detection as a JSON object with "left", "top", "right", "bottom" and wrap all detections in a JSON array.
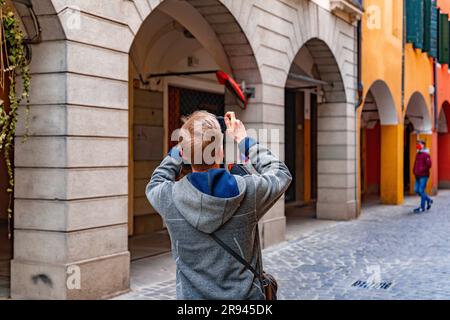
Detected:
[{"left": 115, "top": 191, "right": 450, "bottom": 300}]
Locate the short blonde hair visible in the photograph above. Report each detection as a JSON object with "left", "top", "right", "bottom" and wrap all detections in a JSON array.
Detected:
[{"left": 179, "top": 111, "right": 223, "bottom": 171}]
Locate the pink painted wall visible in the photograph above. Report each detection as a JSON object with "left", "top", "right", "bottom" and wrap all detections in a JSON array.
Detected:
[
  {"left": 438, "top": 104, "right": 450, "bottom": 186},
  {"left": 437, "top": 0, "right": 450, "bottom": 14},
  {"left": 436, "top": 0, "right": 450, "bottom": 189}
]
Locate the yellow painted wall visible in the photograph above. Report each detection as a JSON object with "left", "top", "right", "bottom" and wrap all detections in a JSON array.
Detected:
[
  {"left": 360, "top": 1, "right": 436, "bottom": 207},
  {"left": 381, "top": 124, "right": 404, "bottom": 204},
  {"left": 359, "top": 0, "right": 403, "bottom": 207},
  {"left": 404, "top": 45, "right": 435, "bottom": 194},
  {"left": 404, "top": 44, "right": 434, "bottom": 116},
  {"left": 361, "top": 0, "right": 403, "bottom": 116}
]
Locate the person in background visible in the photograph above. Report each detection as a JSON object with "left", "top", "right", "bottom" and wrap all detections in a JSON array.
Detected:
[{"left": 413, "top": 139, "right": 433, "bottom": 213}]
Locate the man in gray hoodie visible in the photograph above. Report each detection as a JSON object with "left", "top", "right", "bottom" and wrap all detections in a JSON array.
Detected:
[{"left": 146, "top": 111, "right": 292, "bottom": 300}]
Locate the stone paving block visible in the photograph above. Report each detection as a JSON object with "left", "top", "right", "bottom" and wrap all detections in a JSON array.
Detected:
[{"left": 115, "top": 191, "right": 450, "bottom": 300}]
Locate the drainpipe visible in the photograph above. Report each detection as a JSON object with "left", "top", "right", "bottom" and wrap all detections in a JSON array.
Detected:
[
  {"left": 355, "top": 16, "right": 363, "bottom": 216},
  {"left": 402, "top": 0, "right": 406, "bottom": 112},
  {"left": 355, "top": 6, "right": 364, "bottom": 110},
  {"left": 434, "top": 61, "right": 439, "bottom": 130}
]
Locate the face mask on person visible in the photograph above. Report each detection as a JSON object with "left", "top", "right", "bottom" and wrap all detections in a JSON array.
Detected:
[{"left": 416, "top": 143, "right": 423, "bottom": 151}]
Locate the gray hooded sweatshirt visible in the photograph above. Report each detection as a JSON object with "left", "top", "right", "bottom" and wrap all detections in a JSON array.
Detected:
[{"left": 146, "top": 138, "right": 292, "bottom": 300}]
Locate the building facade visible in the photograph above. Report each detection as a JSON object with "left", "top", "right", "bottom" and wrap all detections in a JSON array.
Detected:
[
  {"left": 0, "top": 0, "right": 362, "bottom": 299},
  {"left": 437, "top": 0, "right": 450, "bottom": 189},
  {"left": 359, "top": 0, "right": 450, "bottom": 209},
  {"left": 0, "top": 0, "right": 448, "bottom": 301}
]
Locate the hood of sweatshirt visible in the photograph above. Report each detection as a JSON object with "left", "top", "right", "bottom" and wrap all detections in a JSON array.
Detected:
[{"left": 172, "top": 169, "right": 247, "bottom": 234}]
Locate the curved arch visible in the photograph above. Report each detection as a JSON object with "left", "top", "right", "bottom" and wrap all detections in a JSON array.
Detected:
[
  {"left": 286, "top": 37, "right": 346, "bottom": 103},
  {"left": 438, "top": 101, "right": 450, "bottom": 133},
  {"left": 405, "top": 92, "right": 433, "bottom": 133},
  {"left": 130, "top": 0, "right": 261, "bottom": 84},
  {"left": 11, "top": 0, "right": 64, "bottom": 41},
  {"left": 280, "top": 2, "right": 354, "bottom": 102},
  {"left": 363, "top": 80, "right": 399, "bottom": 125}
]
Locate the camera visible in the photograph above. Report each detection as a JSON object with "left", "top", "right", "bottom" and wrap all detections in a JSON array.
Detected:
[
  {"left": 216, "top": 116, "right": 227, "bottom": 135},
  {"left": 216, "top": 116, "right": 251, "bottom": 176},
  {"left": 179, "top": 115, "right": 251, "bottom": 178}
]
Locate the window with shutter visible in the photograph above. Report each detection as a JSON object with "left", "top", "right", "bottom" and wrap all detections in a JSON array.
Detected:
[
  {"left": 406, "top": 0, "right": 425, "bottom": 49},
  {"left": 424, "top": 0, "right": 438, "bottom": 58},
  {"left": 439, "top": 13, "right": 450, "bottom": 65}
]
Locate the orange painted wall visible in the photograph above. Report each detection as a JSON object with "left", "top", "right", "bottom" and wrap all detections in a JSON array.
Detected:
[
  {"left": 359, "top": 0, "right": 403, "bottom": 206},
  {"left": 437, "top": 64, "right": 450, "bottom": 116},
  {"left": 436, "top": 1, "right": 450, "bottom": 189},
  {"left": 437, "top": 0, "right": 450, "bottom": 15},
  {"left": 361, "top": 0, "right": 402, "bottom": 116},
  {"left": 404, "top": 45, "right": 434, "bottom": 115},
  {"left": 404, "top": 43, "right": 435, "bottom": 193}
]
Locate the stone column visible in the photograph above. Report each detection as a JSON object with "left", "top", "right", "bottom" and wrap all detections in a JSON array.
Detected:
[
  {"left": 11, "top": 2, "right": 134, "bottom": 299},
  {"left": 316, "top": 102, "right": 358, "bottom": 220}
]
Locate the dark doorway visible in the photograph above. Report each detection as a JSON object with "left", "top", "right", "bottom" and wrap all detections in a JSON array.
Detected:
[
  {"left": 310, "top": 93, "right": 318, "bottom": 201},
  {"left": 168, "top": 86, "right": 225, "bottom": 149},
  {"left": 285, "top": 90, "right": 297, "bottom": 202},
  {"left": 404, "top": 122, "right": 414, "bottom": 193},
  {"left": 284, "top": 91, "right": 317, "bottom": 205}
]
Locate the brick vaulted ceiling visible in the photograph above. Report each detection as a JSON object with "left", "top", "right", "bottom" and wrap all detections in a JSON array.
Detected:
[{"left": 185, "top": 0, "right": 261, "bottom": 83}]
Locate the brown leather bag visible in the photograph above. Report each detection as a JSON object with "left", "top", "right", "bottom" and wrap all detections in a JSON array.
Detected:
[{"left": 261, "top": 272, "right": 278, "bottom": 300}]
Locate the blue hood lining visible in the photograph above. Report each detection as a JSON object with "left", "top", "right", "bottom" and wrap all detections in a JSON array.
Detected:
[{"left": 187, "top": 169, "right": 240, "bottom": 198}]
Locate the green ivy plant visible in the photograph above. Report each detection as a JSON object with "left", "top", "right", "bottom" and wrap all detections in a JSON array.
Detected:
[{"left": 0, "top": 0, "right": 31, "bottom": 239}]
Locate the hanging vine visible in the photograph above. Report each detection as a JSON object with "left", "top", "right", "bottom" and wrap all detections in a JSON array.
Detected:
[{"left": 0, "top": 0, "right": 31, "bottom": 239}]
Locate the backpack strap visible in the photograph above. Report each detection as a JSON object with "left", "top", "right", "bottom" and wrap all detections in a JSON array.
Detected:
[{"left": 210, "top": 233, "right": 261, "bottom": 280}]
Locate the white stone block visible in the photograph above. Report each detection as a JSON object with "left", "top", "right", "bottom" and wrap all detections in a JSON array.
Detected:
[
  {"left": 67, "top": 41, "right": 129, "bottom": 81},
  {"left": 14, "top": 224, "right": 128, "bottom": 263},
  {"left": 15, "top": 137, "right": 128, "bottom": 168},
  {"left": 58, "top": 9, "right": 134, "bottom": 53},
  {"left": 318, "top": 173, "right": 356, "bottom": 189},
  {"left": 14, "top": 196, "right": 128, "bottom": 231},
  {"left": 15, "top": 167, "right": 128, "bottom": 200},
  {"left": 66, "top": 73, "right": 128, "bottom": 109},
  {"left": 11, "top": 251, "right": 130, "bottom": 299}
]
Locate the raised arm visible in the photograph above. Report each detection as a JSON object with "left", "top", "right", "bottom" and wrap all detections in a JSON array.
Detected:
[
  {"left": 225, "top": 112, "right": 292, "bottom": 220},
  {"left": 241, "top": 137, "right": 292, "bottom": 219},
  {"left": 145, "top": 147, "right": 183, "bottom": 217}
]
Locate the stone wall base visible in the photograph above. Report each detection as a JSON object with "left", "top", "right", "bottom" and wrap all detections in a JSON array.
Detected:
[
  {"left": 316, "top": 201, "right": 358, "bottom": 220},
  {"left": 11, "top": 251, "right": 130, "bottom": 300}
]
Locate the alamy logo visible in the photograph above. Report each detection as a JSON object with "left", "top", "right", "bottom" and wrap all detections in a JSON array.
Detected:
[
  {"left": 65, "top": 6, "right": 82, "bottom": 31},
  {"left": 66, "top": 265, "right": 81, "bottom": 290},
  {"left": 352, "top": 264, "right": 392, "bottom": 290},
  {"left": 366, "top": 5, "right": 382, "bottom": 30},
  {"left": 366, "top": 265, "right": 382, "bottom": 284}
]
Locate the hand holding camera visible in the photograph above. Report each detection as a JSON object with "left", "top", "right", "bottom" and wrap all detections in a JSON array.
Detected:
[{"left": 224, "top": 112, "right": 247, "bottom": 144}]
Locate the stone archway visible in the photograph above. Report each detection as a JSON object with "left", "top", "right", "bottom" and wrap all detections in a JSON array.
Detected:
[
  {"left": 9, "top": 0, "right": 359, "bottom": 299},
  {"left": 10, "top": 0, "right": 264, "bottom": 300},
  {"left": 284, "top": 36, "right": 357, "bottom": 222},
  {"left": 126, "top": 0, "right": 262, "bottom": 261}
]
